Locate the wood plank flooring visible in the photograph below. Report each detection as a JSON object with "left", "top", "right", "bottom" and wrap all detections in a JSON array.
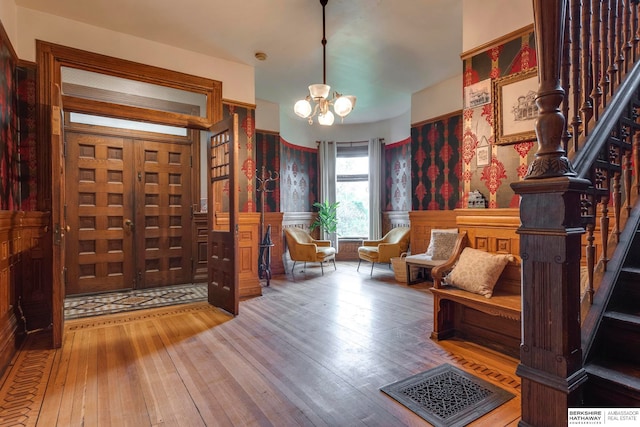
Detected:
[{"left": 0, "top": 261, "right": 521, "bottom": 426}]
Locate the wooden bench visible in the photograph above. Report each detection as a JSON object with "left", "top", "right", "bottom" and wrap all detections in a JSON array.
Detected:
[
  {"left": 429, "top": 250, "right": 522, "bottom": 358},
  {"left": 415, "top": 209, "right": 523, "bottom": 358}
]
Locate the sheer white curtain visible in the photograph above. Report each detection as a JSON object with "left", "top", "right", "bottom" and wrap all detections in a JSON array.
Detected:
[
  {"left": 318, "top": 140, "right": 338, "bottom": 252},
  {"left": 368, "top": 138, "right": 383, "bottom": 240}
]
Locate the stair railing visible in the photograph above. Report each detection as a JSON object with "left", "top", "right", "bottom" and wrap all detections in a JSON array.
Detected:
[
  {"left": 561, "top": 0, "right": 640, "bottom": 305},
  {"left": 514, "top": 1, "right": 640, "bottom": 424}
]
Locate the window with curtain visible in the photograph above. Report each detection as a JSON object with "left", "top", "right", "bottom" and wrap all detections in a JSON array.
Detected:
[{"left": 336, "top": 143, "right": 369, "bottom": 239}]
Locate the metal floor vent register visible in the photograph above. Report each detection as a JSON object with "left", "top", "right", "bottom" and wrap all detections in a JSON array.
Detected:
[{"left": 380, "top": 363, "right": 515, "bottom": 427}]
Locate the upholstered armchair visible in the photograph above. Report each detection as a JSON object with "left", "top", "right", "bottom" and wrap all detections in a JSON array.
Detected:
[
  {"left": 283, "top": 227, "right": 337, "bottom": 275},
  {"left": 357, "top": 226, "right": 411, "bottom": 275}
]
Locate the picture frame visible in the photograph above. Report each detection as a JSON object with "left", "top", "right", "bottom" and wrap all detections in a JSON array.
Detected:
[
  {"left": 464, "top": 78, "right": 491, "bottom": 109},
  {"left": 476, "top": 144, "right": 490, "bottom": 167},
  {"left": 493, "top": 68, "right": 538, "bottom": 145}
]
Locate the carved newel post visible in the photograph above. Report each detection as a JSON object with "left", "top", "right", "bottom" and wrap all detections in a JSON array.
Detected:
[{"left": 511, "top": 1, "right": 590, "bottom": 425}]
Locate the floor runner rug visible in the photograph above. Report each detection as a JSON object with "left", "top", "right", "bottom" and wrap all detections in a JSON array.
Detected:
[{"left": 64, "top": 283, "right": 207, "bottom": 319}]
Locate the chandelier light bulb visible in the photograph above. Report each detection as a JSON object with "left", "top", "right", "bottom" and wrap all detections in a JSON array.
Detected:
[
  {"left": 333, "top": 95, "right": 353, "bottom": 118},
  {"left": 318, "top": 110, "right": 335, "bottom": 126},
  {"left": 294, "top": 99, "right": 312, "bottom": 118}
]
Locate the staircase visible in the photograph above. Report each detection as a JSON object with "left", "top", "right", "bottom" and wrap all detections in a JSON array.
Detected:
[
  {"left": 583, "top": 209, "right": 640, "bottom": 406},
  {"left": 521, "top": 1, "right": 640, "bottom": 421}
]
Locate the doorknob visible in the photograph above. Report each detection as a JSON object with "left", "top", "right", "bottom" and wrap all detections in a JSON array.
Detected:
[{"left": 124, "top": 219, "right": 135, "bottom": 230}]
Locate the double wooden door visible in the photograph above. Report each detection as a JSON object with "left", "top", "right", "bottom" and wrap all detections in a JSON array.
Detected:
[{"left": 65, "top": 128, "right": 193, "bottom": 295}]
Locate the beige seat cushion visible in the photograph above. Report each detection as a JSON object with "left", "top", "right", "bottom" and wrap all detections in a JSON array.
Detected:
[
  {"left": 404, "top": 253, "right": 448, "bottom": 268},
  {"left": 317, "top": 247, "right": 336, "bottom": 261}
]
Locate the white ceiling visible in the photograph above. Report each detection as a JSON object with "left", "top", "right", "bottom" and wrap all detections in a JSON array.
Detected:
[{"left": 16, "top": 0, "right": 463, "bottom": 124}]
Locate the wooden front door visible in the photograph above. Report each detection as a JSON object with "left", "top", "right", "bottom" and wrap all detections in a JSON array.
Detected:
[
  {"left": 65, "top": 127, "right": 193, "bottom": 295},
  {"left": 208, "top": 115, "right": 239, "bottom": 315}
]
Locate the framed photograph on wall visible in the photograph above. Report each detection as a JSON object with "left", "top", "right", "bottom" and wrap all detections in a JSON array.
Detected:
[
  {"left": 464, "top": 78, "right": 491, "bottom": 109},
  {"left": 493, "top": 68, "right": 538, "bottom": 145},
  {"left": 476, "top": 144, "right": 490, "bottom": 167}
]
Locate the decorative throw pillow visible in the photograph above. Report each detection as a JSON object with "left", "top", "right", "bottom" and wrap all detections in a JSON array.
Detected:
[
  {"left": 444, "top": 247, "right": 511, "bottom": 298},
  {"left": 430, "top": 231, "right": 459, "bottom": 260},
  {"left": 425, "top": 228, "right": 458, "bottom": 257}
]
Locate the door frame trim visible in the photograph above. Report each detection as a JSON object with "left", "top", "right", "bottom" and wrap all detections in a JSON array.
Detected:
[{"left": 38, "top": 41, "right": 223, "bottom": 348}]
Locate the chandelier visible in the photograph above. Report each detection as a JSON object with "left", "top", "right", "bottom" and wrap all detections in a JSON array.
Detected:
[{"left": 294, "top": 0, "right": 356, "bottom": 126}]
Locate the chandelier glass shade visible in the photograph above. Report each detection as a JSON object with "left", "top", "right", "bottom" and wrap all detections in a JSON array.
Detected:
[{"left": 294, "top": 0, "right": 356, "bottom": 126}]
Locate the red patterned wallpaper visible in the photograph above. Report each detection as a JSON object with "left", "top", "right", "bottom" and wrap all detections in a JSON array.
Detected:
[
  {"left": 461, "top": 28, "right": 537, "bottom": 208},
  {"left": 280, "top": 139, "right": 318, "bottom": 212},
  {"left": 384, "top": 138, "right": 411, "bottom": 211},
  {"left": 411, "top": 114, "right": 462, "bottom": 210},
  {"left": 222, "top": 103, "right": 256, "bottom": 212}
]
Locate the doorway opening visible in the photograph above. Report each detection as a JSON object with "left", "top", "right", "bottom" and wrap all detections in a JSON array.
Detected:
[{"left": 63, "top": 112, "right": 206, "bottom": 319}]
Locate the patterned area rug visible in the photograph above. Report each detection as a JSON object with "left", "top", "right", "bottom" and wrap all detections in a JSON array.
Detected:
[
  {"left": 380, "top": 363, "right": 515, "bottom": 427},
  {"left": 65, "top": 283, "right": 208, "bottom": 319}
]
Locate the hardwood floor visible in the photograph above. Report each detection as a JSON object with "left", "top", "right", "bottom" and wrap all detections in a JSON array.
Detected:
[{"left": 0, "top": 261, "right": 521, "bottom": 426}]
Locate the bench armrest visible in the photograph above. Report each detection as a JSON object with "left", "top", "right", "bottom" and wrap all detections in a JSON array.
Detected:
[{"left": 431, "top": 232, "right": 468, "bottom": 289}]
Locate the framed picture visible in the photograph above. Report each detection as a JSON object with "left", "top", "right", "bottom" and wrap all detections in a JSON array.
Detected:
[
  {"left": 476, "top": 144, "right": 490, "bottom": 167},
  {"left": 464, "top": 78, "right": 491, "bottom": 109},
  {"left": 493, "top": 68, "right": 538, "bottom": 145}
]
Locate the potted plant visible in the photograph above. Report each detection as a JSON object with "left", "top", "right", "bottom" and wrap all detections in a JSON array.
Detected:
[{"left": 309, "top": 200, "right": 339, "bottom": 239}]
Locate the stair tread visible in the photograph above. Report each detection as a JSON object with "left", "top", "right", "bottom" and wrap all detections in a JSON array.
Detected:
[
  {"left": 586, "top": 361, "right": 640, "bottom": 390},
  {"left": 604, "top": 309, "right": 640, "bottom": 324},
  {"left": 621, "top": 266, "right": 640, "bottom": 275}
]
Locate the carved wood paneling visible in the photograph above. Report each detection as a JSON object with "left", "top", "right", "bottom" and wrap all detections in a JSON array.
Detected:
[
  {"left": 212, "top": 212, "right": 261, "bottom": 299},
  {"left": 262, "top": 212, "right": 284, "bottom": 275},
  {"left": 407, "top": 210, "right": 458, "bottom": 254},
  {"left": 456, "top": 208, "right": 521, "bottom": 295},
  {"left": 0, "top": 211, "right": 49, "bottom": 377},
  {"left": 193, "top": 213, "right": 208, "bottom": 283}
]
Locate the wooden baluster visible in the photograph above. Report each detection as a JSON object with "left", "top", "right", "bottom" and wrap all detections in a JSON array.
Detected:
[
  {"left": 635, "top": 123, "right": 640, "bottom": 195},
  {"left": 586, "top": 222, "right": 596, "bottom": 305},
  {"left": 592, "top": 0, "right": 603, "bottom": 120},
  {"left": 613, "top": 171, "right": 622, "bottom": 242},
  {"left": 572, "top": 0, "right": 583, "bottom": 151},
  {"left": 563, "top": 7, "right": 573, "bottom": 153},
  {"left": 601, "top": 1, "right": 610, "bottom": 107},
  {"left": 582, "top": 0, "right": 594, "bottom": 137},
  {"left": 612, "top": 0, "right": 622, "bottom": 89},
  {"left": 623, "top": 148, "right": 632, "bottom": 217},
  {"left": 624, "top": 0, "right": 632, "bottom": 74},
  {"left": 600, "top": 193, "right": 610, "bottom": 269},
  {"left": 634, "top": 1, "right": 640, "bottom": 61}
]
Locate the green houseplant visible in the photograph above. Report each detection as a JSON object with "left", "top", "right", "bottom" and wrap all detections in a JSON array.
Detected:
[{"left": 309, "top": 201, "right": 339, "bottom": 236}]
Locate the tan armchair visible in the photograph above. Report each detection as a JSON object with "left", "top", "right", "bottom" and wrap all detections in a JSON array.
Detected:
[
  {"left": 357, "top": 226, "right": 411, "bottom": 275},
  {"left": 283, "top": 227, "right": 336, "bottom": 275}
]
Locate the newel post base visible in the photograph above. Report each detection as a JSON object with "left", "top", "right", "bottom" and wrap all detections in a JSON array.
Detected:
[{"left": 512, "top": 176, "right": 590, "bottom": 427}]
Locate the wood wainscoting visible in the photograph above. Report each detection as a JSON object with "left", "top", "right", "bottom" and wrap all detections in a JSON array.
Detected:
[
  {"left": 0, "top": 211, "right": 49, "bottom": 377},
  {"left": 408, "top": 210, "right": 458, "bottom": 254},
  {"left": 195, "top": 212, "right": 262, "bottom": 300}
]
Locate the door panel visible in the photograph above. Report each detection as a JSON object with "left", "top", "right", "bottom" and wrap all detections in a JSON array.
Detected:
[
  {"left": 65, "top": 132, "right": 135, "bottom": 294},
  {"left": 52, "top": 84, "right": 65, "bottom": 348},
  {"left": 65, "top": 129, "right": 193, "bottom": 295},
  {"left": 136, "top": 141, "right": 193, "bottom": 288},
  {"left": 208, "top": 115, "right": 239, "bottom": 315}
]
